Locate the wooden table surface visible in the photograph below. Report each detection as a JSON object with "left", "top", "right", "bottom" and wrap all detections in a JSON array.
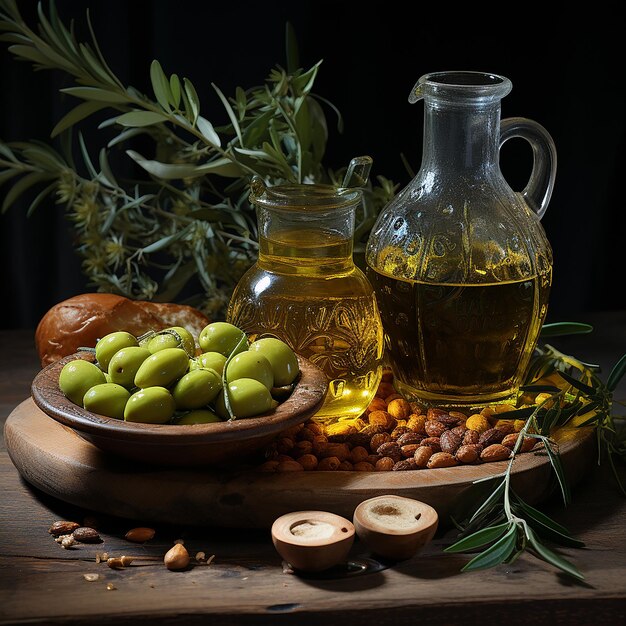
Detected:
[{"left": 1, "top": 315, "right": 626, "bottom": 625}]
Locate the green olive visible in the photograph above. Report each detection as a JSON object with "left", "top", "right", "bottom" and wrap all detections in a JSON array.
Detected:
[
  {"left": 198, "top": 322, "right": 246, "bottom": 357},
  {"left": 214, "top": 378, "right": 275, "bottom": 419},
  {"left": 147, "top": 326, "right": 195, "bottom": 357},
  {"left": 124, "top": 387, "right": 176, "bottom": 423},
  {"left": 83, "top": 383, "right": 130, "bottom": 419},
  {"left": 176, "top": 409, "right": 223, "bottom": 425},
  {"left": 59, "top": 359, "right": 107, "bottom": 406},
  {"left": 172, "top": 368, "right": 222, "bottom": 410},
  {"left": 226, "top": 351, "right": 274, "bottom": 390},
  {"left": 248, "top": 338, "right": 299, "bottom": 386},
  {"left": 108, "top": 346, "right": 152, "bottom": 388},
  {"left": 95, "top": 331, "right": 138, "bottom": 372},
  {"left": 133, "top": 347, "right": 190, "bottom": 389},
  {"left": 189, "top": 351, "right": 227, "bottom": 375}
]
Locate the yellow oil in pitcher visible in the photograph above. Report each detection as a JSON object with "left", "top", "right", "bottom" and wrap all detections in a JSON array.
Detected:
[{"left": 227, "top": 175, "right": 384, "bottom": 423}]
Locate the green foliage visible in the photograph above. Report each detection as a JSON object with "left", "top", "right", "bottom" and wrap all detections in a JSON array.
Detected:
[
  {"left": 447, "top": 324, "right": 626, "bottom": 581},
  {"left": 0, "top": 2, "right": 396, "bottom": 315}
]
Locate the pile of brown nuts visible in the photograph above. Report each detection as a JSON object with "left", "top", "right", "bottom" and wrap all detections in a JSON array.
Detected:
[{"left": 259, "top": 369, "right": 539, "bottom": 472}]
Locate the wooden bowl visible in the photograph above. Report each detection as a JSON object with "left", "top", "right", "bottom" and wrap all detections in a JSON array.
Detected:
[{"left": 31, "top": 352, "right": 327, "bottom": 467}]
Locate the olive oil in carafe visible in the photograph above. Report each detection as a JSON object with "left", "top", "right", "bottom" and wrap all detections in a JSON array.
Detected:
[
  {"left": 228, "top": 229, "right": 384, "bottom": 421},
  {"left": 368, "top": 268, "right": 551, "bottom": 404}
]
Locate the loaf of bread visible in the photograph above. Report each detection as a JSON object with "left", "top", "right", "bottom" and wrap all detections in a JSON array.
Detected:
[{"left": 35, "top": 293, "right": 210, "bottom": 367}]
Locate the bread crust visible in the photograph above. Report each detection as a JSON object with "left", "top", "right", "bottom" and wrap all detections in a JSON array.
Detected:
[{"left": 35, "top": 293, "right": 210, "bottom": 366}]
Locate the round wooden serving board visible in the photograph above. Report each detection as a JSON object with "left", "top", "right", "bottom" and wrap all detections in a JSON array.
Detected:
[{"left": 5, "top": 398, "right": 595, "bottom": 528}]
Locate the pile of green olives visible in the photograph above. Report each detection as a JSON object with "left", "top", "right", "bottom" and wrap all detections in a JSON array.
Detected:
[{"left": 58, "top": 322, "right": 300, "bottom": 425}]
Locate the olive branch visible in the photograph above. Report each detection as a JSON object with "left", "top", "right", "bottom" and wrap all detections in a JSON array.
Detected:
[
  {"left": 0, "top": 0, "right": 397, "bottom": 315},
  {"left": 446, "top": 322, "right": 626, "bottom": 581}
]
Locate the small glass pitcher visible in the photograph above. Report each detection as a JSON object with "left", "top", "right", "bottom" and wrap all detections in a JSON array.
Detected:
[
  {"left": 366, "top": 71, "right": 556, "bottom": 407},
  {"left": 227, "top": 161, "right": 384, "bottom": 422}
]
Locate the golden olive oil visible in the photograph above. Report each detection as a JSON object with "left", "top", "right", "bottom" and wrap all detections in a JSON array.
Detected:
[
  {"left": 228, "top": 229, "right": 384, "bottom": 421},
  {"left": 368, "top": 267, "right": 551, "bottom": 405}
]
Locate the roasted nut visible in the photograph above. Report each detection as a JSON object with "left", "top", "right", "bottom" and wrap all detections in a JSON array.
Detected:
[
  {"left": 393, "top": 459, "right": 417, "bottom": 471},
  {"left": 276, "top": 438, "right": 295, "bottom": 454},
  {"left": 514, "top": 419, "right": 526, "bottom": 432},
  {"left": 397, "top": 431, "right": 424, "bottom": 447},
  {"left": 451, "top": 425, "right": 467, "bottom": 438},
  {"left": 337, "top": 460, "right": 354, "bottom": 471},
  {"left": 375, "top": 457, "right": 395, "bottom": 471},
  {"left": 366, "top": 454, "right": 382, "bottom": 466},
  {"left": 480, "top": 406, "right": 496, "bottom": 418},
  {"left": 258, "top": 460, "right": 279, "bottom": 472},
  {"left": 462, "top": 429, "right": 480, "bottom": 445},
  {"left": 312, "top": 435, "right": 329, "bottom": 455},
  {"left": 297, "top": 454, "right": 319, "bottom": 471},
  {"left": 501, "top": 433, "right": 519, "bottom": 449},
  {"left": 306, "top": 422, "right": 324, "bottom": 435},
  {"left": 276, "top": 459, "right": 305, "bottom": 472},
  {"left": 455, "top": 444, "right": 482, "bottom": 464},
  {"left": 317, "top": 456, "right": 341, "bottom": 471},
  {"left": 353, "top": 461, "right": 375, "bottom": 472},
  {"left": 386, "top": 398, "right": 412, "bottom": 420},
  {"left": 390, "top": 426, "right": 411, "bottom": 440},
  {"left": 481, "top": 444, "right": 512, "bottom": 462},
  {"left": 72, "top": 527, "right": 101, "bottom": 543},
  {"left": 368, "top": 410, "right": 396, "bottom": 430},
  {"left": 366, "top": 397, "right": 387, "bottom": 414},
  {"left": 426, "top": 407, "right": 449, "bottom": 421},
  {"left": 164, "top": 543, "right": 190, "bottom": 571},
  {"left": 370, "top": 432, "right": 391, "bottom": 452},
  {"left": 400, "top": 443, "right": 421, "bottom": 457},
  {"left": 294, "top": 440, "right": 313, "bottom": 456},
  {"left": 479, "top": 428, "right": 506, "bottom": 446},
  {"left": 125, "top": 527, "right": 155, "bottom": 543},
  {"left": 440, "top": 430, "right": 462, "bottom": 455},
  {"left": 319, "top": 443, "right": 351, "bottom": 462},
  {"left": 494, "top": 420, "right": 515, "bottom": 434},
  {"left": 427, "top": 452, "right": 458, "bottom": 469},
  {"left": 298, "top": 427, "right": 316, "bottom": 442},
  {"left": 420, "top": 437, "right": 442, "bottom": 453},
  {"left": 413, "top": 446, "right": 433, "bottom": 468},
  {"left": 385, "top": 393, "right": 404, "bottom": 405},
  {"left": 409, "top": 401, "right": 425, "bottom": 415},
  {"left": 424, "top": 420, "right": 447, "bottom": 438},
  {"left": 346, "top": 432, "right": 372, "bottom": 449},
  {"left": 406, "top": 414, "right": 427, "bottom": 434},
  {"left": 326, "top": 422, "right": 357, "bottom": 441},
  {"left": 521, "top": 436, "right": 538, "bottom": 452},
  {"left": 49, "top": 521, "right": 80, "bottom": 537},
  {"left": 434, "top": 414, "right": 460, "bottom": 427},
  {"left": 449, "top": 410, "right": 468, "bottom": 422},
  {"left": 376, "top": 441, "right": 402, "bottom": 461},
  {"left": 349, "top": 446, "right": 370, "bottom": 464},
  {"left": 107, "top": 556, "right": 134, "bottom": 569},
  {"left": 360, "top": 424, "right": 387, "bottom": 437},
  {"left": 465, "top": 414, "right": 491, "bottom": 433}
]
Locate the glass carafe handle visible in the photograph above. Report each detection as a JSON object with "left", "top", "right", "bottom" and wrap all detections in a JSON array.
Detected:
[{"left": 500, "top": 117, "right": 557, "bottom": 219}]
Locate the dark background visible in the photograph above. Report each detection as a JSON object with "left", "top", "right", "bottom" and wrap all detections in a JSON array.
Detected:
[{"left": 1, "top": 0, "right": 624, "bottom": 328}]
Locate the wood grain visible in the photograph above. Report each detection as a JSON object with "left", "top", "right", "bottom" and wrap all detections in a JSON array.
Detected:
[
  {"left": 6, "top": 397, "right": 595, "bottom": 528},
  {"left": 2, "top": 320, "right": 626, "bottom": 626}
]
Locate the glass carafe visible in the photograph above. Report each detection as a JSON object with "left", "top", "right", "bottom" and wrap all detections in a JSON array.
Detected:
[
  {"left": 366, "top": 71, "right": 556, "bottom": 407},
  {"left": 227, "top": 175, "right": 384, "bottom": 422}
]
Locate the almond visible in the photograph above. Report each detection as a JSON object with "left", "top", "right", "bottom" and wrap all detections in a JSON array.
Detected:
[
  {"left": 346, "top": 432, "right": 371, "bottom": 449},
  {"left": 420, "top": 437, "right": 441, "bottom": 453},
  {"left": 455, "top": 444, "right": 482, "bottom": 464},
  {"left": 400, "top": 443, "right": 421, "bottom": 458},
  {"left": 397, "top": 431, "right": 424, "bottom": 446},
  {"left": 370, "top": 432, "right": 391, "bottom": 451},
  {"left": 462, "top": 429, "right": 480, "bottom": 445},
  {"left": 426, "top": 407, "right": 449, "bottom": 421},
  {"left": 440, "top": 430, "right": 462, "bottom": 454},
  {"left": 72, "top": 527, "right": 101, "bottom": 543},
  {"left": 164, "top": 543, "right": 189, "bottom": 571},
  {"left": 376, "top": 441, "right": 402, "bottom": 461},
  {"left": 481, "top": 444, "right": 512, "bottom": 462},
  {"left": 479, "top": 427, "right": 505, "bottom": 446},
  {"left": 427, "top": 452, "right": 458, "bottom": 469},
  {"left": 413, "top": 446, "right": 433, "bottom": 468},
  {"left": 501, "top": 433, "right": 519, "bottom": 449},
  {"left": 425, "top": 420, "right": 447, "bottom": 438},
  {"left": 393, "top": 459, "right": 417, "bottom": 471},
  {"left": 125, "top": 527, "right": 155, "bottom": 543},
  {"left": 49, "top": 521, "right": 80, "bottom": 537}
]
